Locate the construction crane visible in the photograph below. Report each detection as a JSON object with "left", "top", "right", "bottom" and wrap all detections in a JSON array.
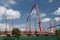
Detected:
[
  {"left": 47, "top": 24, "right": 60, "bottom": 29},
  {"left": 29, "top": 17, "right": 32, "bottom": 35},
  {"left": 47, "top": 20, "right": 60, "bottom": 33},
  {"left": 5, "top": 16, "right": 8, "bottom": 34},
  {"left": 5, "top": 16, "right": 14, "bottom": 36},
  {"left": 12, "top": 16, "right": 14, "bottom": 30},
  {"left": 26, "top": 0, "right": 42, "bottom": 35},
  {"left": 43, "top": 26, "right": 46, "bottom": 32},
  {"left": 47, "top": 20, "right": 60, "bottom": 29},
  {"left": 34, "top": 17, "right": 37, "bottom": 34},
  {"left": 49, "top": 20, "right": 52, "bottom": 33}
]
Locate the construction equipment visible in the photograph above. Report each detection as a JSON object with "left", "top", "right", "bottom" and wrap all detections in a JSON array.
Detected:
[
  {"left": 5, "top": 16, "right": 8, "bottom": 34},
  {"left": 12, "top": 16, "right": 14, "bottom": 30},
  {"left": 26, "top": 0, "right": 42, "bottom": 35},
  {"left": 47, "top": 20, "right": 60, "bottom": 29},
  {"left": 47, "top": 20, "right": 60, "bottom": 34}
]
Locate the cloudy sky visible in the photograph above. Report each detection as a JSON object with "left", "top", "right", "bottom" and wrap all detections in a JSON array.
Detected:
[{"left": 0, "top": 0, "right": 60, "bottom": 31}]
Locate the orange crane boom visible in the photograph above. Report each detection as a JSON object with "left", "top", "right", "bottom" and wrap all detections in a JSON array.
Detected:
[
  {"left": 26, "top": 1, "right": 42, "bottom": 33},
  {"left": 35, "top": 4, "right": 42, "bottom": 32}
]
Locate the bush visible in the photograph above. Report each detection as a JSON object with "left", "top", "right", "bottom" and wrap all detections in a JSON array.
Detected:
[
  {"left": 55, "top": 29, "right": 60, "bottom": 36},
  {"left": 12, "top": 28, "right": 20, "bottom": 36}
]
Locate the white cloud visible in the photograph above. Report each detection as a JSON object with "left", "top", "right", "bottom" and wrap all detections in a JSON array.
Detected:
[
  {"left": 31, "top": 9, "right": 37, "bottom": 15},
  {"left": 0, "top": 6, "right": 21, "bottom": 20},
  {"left": 14, "top": 24, "right": 26, "bottom": 29},
  {"left": 31, "top": 9, "right": 46, "bottom": 18},
  {"left": 0, "top": 6, "right": 21, "bottom": 30},
  {"left": 0, "top": 0, "right": 21, "bottom": 31},
  {"left": 52, "top": 7, "right": 60, "bottom": 15},
  {"left": 0, "top": 23, "right": 26, "bottom": 31},
  {"left": 0, "top": 6, "right": 6, "bottom": 17},
  {"left": 6, "top": 9, "right": 21, "bottom": 19},
  {"left": 30, "top": 9, "right": 37, "bottom": 18},
  {"left": 42, "top": 18, "right": 51, "bottom": 22},
  {"left": 0, "top": 23, "right": 10, "bottom": 31},
  {"left": 14, "top": 24, "right": 26, "bottom": 31},
  {"left": 0, "top": 0, "right": 16, "bottom": 7},
  {"left": 0, "top": 6, "right": 6, "bottom": 20},
  {"left": 54, "top": 17, "right": 60, "bottom": 22},
  {"left": 0, "top": 23, "right": 38, "bottom": 31},
  {"left": 40, "top": 13, "right": 46, "bottom": 17},
  {"left": 14, "top": 24, "right": 35, "bottom": 31},
  {"left": 20, "top": 28, "right": 26, "bottom": 31},
  {"left": 48, "top": 0, "right": 53, "bottom": 2}
]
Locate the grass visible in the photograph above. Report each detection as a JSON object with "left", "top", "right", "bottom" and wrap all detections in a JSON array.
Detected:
[{"left": 0, "top": 36, "right": 60, "bottom": 40}]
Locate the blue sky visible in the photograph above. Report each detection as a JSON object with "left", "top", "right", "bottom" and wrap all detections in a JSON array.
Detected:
[{"left": 0, "top": 0, "right": 60, "bottom": 31}]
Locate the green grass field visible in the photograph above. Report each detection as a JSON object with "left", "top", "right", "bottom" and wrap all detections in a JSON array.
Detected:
[{"left": 0, "top": 36, "right": 60, "bottom": 40}]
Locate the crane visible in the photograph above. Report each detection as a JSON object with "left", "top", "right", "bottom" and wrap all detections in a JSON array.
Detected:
[
  {"left": 5, "top": 16, "right": 8, "bottom": 34},
  {"left": 26, "top": 0, "right": 42, "bottom": 35},
  {"left": 47, "top": 20, "right": 60, "bottom": 29},
  {"left": 47, "top": 20, "right": 60, "bottom": 33},
  {"left": 47, "top": 24, "right": 60, "bottom": 29},
  {"left": 12, "top": 16, "right": 14, "bottom": 30}
]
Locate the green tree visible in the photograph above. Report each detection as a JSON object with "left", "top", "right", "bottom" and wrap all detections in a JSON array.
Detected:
[
  {"left": 12, "top": 28, "right": 20, "bottom": 36},
  {"left": 55, "top": 29, "right": 60, "bottom": 36}
]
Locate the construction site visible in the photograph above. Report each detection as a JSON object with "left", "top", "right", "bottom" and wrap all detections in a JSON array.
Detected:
[{"left": 0, "top": 0, "right": 60, "bottom": 36}]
